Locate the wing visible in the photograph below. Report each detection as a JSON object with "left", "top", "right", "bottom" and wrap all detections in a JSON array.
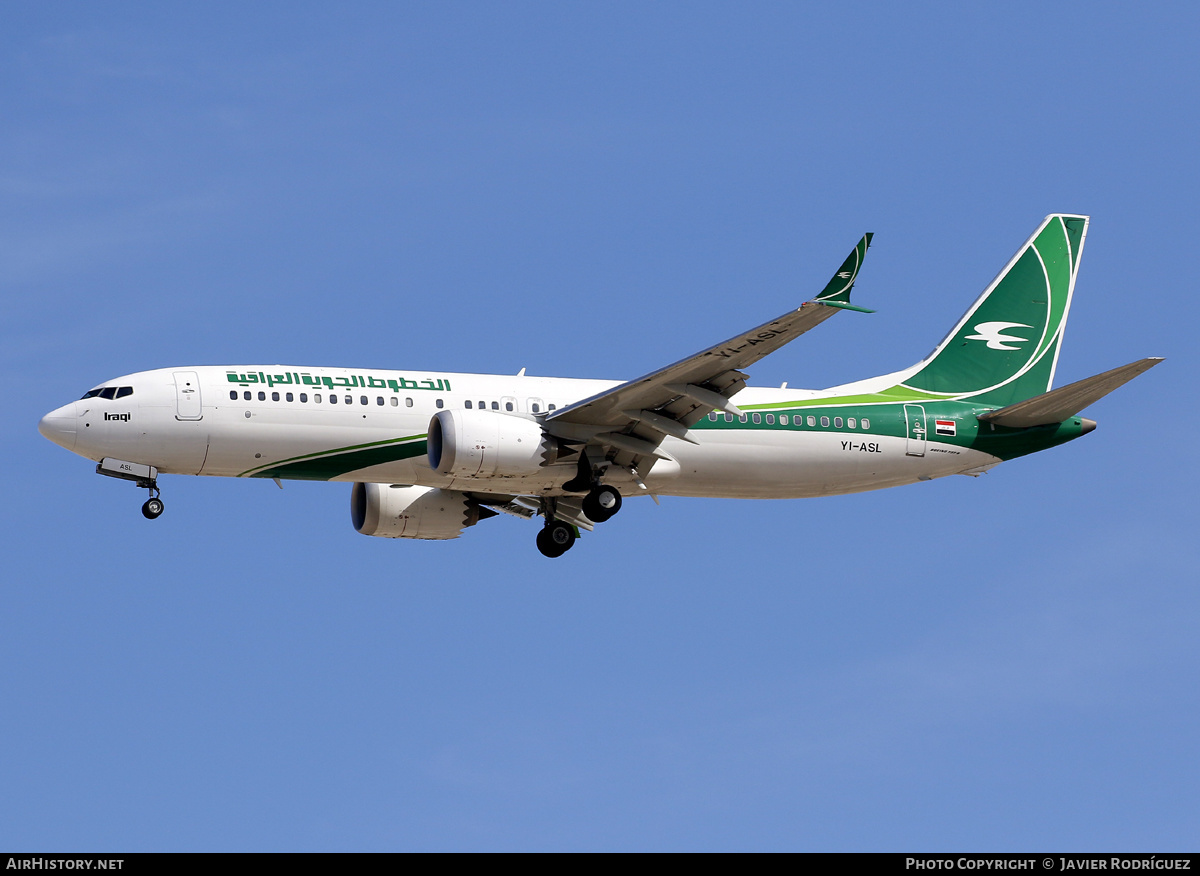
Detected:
[{"left": 544, "top": 233, "right": 873, "bottom": 484}]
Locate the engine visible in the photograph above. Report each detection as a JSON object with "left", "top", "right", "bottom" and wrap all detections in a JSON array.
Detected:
[
  {"left": 426, "top": 408, "right": 554, "bottom": 478},
  {"left": 351, "top": 482, "right": 487, "bottom": 540}
]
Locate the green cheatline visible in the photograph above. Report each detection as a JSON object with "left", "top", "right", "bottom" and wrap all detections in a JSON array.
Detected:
[
  {"left": 239, "top": 433, "right": 426, "bottom": 478},
  {"left": 688, "top": 398, "right": 1091, "bottom": 461},
  {"left": 741, "top": 386, "right": 952, "bottom": 411},
  {"left": 251, "top": 439, "right": 430, "bottom": 481}
]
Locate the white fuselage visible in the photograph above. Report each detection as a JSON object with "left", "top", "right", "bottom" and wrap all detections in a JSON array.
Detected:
[{"left": 39, "top": 365, "right": 1001, "bottom": 500}]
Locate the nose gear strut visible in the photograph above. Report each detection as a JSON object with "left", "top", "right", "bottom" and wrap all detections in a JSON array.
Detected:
[{"left": 96, "top": 457, "right": 165, "bottom": 520}]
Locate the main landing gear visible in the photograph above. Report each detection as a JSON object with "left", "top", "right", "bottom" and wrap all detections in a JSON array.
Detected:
[
  {"left": 581, "top": 483, "right": 622, "bottom": 523},
  {"left": 536, "top": 451, "right": 628, "bottom": 557},
  {"left": 534, "top": 483, "right": 624, "bottom": 558},
  {"left": 536, "top": 520, "right": 577, "bottom": 558}
]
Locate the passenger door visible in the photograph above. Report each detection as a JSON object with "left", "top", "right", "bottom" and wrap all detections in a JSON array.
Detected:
[
  {"left": 173, "top": 371, "right": 203, "bottom": 420},
  {"left": 904, "top": 404, "right": 926, "bottom": 457}
]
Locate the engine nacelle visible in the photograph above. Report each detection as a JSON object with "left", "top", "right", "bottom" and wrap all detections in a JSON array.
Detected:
[
  {"left": 427, "top": 408, "right": 552, "bottom": 478},
  {"left": 351, "top": 482, "right": 484, "bottom": 540}
]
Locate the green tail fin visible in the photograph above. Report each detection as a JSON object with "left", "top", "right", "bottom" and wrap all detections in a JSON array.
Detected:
[{"left": 901, "top": 214, "right": 1088, "bottom": 405}]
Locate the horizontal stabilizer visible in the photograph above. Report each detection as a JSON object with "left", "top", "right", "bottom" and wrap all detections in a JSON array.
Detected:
[{"left": 978, "top": 358, "right": 1163, "bottom": 427}]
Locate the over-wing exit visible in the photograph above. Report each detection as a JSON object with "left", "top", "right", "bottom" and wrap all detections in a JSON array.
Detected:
[{"left": 39, "top": 215, "right": 1161, "bottom": 557}]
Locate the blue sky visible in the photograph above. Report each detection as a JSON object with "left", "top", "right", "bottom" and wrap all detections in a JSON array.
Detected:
[{"left": 3, "top": 3, "right": 1197, "bottom": 851}]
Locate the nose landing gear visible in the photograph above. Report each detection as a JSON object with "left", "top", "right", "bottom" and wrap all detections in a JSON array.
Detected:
[
  {"left": 96, "top": 457, "right": 165, "bottom": 520},
  {"left": 141, "top": 491, "right": 164, "bottom": 520}
]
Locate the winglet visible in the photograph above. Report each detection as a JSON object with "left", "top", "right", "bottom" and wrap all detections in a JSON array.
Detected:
[{"left": 813, "top": 233, "right": 873, "bottom": 310}]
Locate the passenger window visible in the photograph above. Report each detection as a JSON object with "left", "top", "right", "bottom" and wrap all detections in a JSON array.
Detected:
[
  {"left": 244, "top": 391, "right": 252, "bottom": 401},
  {"left": 99, "top": 387, "right": 117, "bottom": 400},
  {"left": 766, "top": 414, "right": 775, "bottom": 425},
  {"left": 390, "top": 397, "right": 398, "bottom": 406},
  {"left": 314, "top": 393, "right": 322, "bottom": 403},
  {"left": 724, "top": 413, "right": 733, "bottom": 422},
  {"left": 465, "top": 400, "right": 473, "bottom": 409},
  {"left": 861, "top": 418, "right": 870, "bottom": 429},
  {"left": 505, "top": 402, "right": 514, "bottom": 412},
  {"left": 708, "top": 412, "right": 718, "bottom": 421},
  {"left": 848, "top": 417, "right": 856, "bottom": 428},
  {"left": 752, "top": 413, "right": 761, "bottom": 424},
  {"left": 116, "top": 386, "right": 133, "bottom": 399},
  {"left": 436, "top": 399, "right": 444, "bottom": 409},
  {"left": 834, "top": 417, "right": 843, "bottom": 428},
  {"left": 345, "top": 395, "right": 352, "bottom": 404},
  {"left": 300, "top": 393, "right": 308, "bottom": 403},
  {"left": 820, "top": 416, "right": 830, "bottom": 427},
  {"left": 330, "top": 394, "right": 338, "bottom": 404},
  {"left": 780, "top": 415, "right": 789, "bottom": 425},
  {"left": 807, "top": 416, "right": 816, "bottom": 427},
  {"left": 491, "top": 401, "right": 499, "bottom": 410},
  {"left": 548, "top": 404, "right": 557, "bottom": 411},
  {"left": 272, "top": 392, "right": 280, "bottom": 401},
  {"left": 406, "top": 398, "right": 413, "bottom": 408},
  {"left": 286, "top": 392, "right": 294, "bottom": 402},
  {"left": 739, "top": 414, "right": 748, "bottom": 423},
  {"left": 478, "top": 401, "right": 485, "bottom": 409},
  {"left": 376, "top": 397, "right": 384, "bottom": 406},
  {"left": 229, "top": 390, "right": 238, "bottom": 400},
  {"left": 258, "top": 391, "right": 266, "bottom": 401},
  {"left": 360, "top": 396, "right": 367, "bottom": 405}
]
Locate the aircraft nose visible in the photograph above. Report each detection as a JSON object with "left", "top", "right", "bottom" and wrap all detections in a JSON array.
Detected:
[{"left": 39, "top": 403, "right": 78, "bottom": 451}]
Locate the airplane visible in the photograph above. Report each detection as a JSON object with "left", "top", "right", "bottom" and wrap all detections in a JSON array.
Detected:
[{"left": 38, "top": 213, "right": 1160, "bottom": 557}]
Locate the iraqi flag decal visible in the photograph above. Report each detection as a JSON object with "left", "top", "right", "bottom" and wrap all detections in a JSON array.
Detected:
[{"left": 935, "top": 419, "right": 956, "bottom": 437}]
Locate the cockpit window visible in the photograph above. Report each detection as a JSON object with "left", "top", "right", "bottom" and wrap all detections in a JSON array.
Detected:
[{"left": 82, "top": 385, "right": 134, "bottom": 400}]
